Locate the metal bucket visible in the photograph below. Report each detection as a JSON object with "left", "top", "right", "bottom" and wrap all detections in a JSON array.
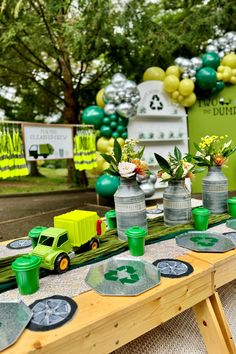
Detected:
[
  {"left": 202, "top": 166, "right": 228, "bottom": 214},
  {"left": 163, "top": 180, "right": 191, "bottom": 226},
  {"left": 114, "top": 177, "right": 147, "bottom": 241}
]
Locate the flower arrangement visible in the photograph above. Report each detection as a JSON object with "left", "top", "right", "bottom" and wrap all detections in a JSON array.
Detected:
[
  {"left": 154, "top": 146, "right": 201, "bottom": 181},
  {"left": 101, "top": 139, "right": 149, "bottom": 178},
  {"left": 193, "top": 135, "right": 236, "bottom": 167}
]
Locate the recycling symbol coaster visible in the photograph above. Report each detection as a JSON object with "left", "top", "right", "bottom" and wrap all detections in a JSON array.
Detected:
[
  {"left": 6, "top": 238, "right": 32, "bottom": 250},
  {"left": 153, "top": 258, "right": 194, "bottom": 278},
  {"left": 104, "top": 265, "right": 140, "bottom": 284},
  {"left": 149, "top": 94, "right": 163, "bottom": 111},
  {"left": 86, "top": 257, "right": 161, "bottom": 296},
  {"left": 223, "top": 232, "right": 236, "bottom": 245}
]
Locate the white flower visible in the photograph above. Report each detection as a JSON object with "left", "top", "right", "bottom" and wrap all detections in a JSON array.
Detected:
[
  {"left": 118, "top": 162, "right": 136, "bottom": 178},
  {"left": 161, "top": 172, "right": 171, "bottom": 180}
]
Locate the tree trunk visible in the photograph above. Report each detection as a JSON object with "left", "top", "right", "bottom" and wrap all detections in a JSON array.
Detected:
[{"left": 28, "top": 161, "right": 44, "bottom": 177}]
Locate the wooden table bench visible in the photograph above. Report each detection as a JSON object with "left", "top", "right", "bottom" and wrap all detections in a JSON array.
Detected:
[{"left": 2, "top": 243, "right": 236, "bottom": 354}]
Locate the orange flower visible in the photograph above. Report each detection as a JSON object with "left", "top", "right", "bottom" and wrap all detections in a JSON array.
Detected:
[
  {"left": 213, "top": 155, "right": 226, "bottom": 166},
  {"left": 131, "top": 158, "right": 148, "bottom": 175}
]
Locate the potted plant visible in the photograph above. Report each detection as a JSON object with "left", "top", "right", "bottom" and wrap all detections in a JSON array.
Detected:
[
  {"left": 101, "top": 139, "right": 149, "bottom": 240},
  {"left": 193, "top": 135, "right": 236, "bottom": 214},
  {"left": 154, "top": 146, "right": 202, "bottom": 225}
]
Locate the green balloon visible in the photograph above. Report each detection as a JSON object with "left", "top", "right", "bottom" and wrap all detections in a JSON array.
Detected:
[
  {"left": 103, "top": 117, "right": 110, "bottom": 125},
  {"left": 112, "top": 131, "right": 120, "bottom": 138},
  {"left": 95, "top": 174, "right": 120, "bottom": 197},
  {"left": 110, "top": 114, "right": 118, "bottom": 121},
  {"left": 215, "top": 80, "right": 225, "bottom": 92},
  {"left": 100, "top": 125, "right": 112, "bottom": 138},
  {"left": 196, "top": 67, "right": 217, "bottom": 90},
  {"left": 121, "top": 131, "right": 128, "bottom": 139},
  {"left": 110, "top": 121, "right": 118, "bottom": 130},
  {"left": 117, "top": 125, "right": 125, "bottom": 133},
  {"left": 82, "top": 106, "right": 104, "bottom": 129},
  {"left": 202, "top": 52, "right": 220, "bottom": 70}
]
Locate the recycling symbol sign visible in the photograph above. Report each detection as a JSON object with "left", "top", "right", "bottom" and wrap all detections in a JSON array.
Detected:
[
  {"left": 104, "top": 265, "right": 140, "bottom": 284},
  {"left": 149, "top": 94, "right": 163, "bottom": 111}
]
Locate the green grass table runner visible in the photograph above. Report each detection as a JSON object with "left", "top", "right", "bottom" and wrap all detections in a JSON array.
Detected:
[{"left": 0, "top": 213, "right": 230, "bottom": 293}]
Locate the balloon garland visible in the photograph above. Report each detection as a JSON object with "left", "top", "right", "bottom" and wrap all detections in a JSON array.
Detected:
[{"left": 142, "top": 31, "right": 236, "bottom": 107}]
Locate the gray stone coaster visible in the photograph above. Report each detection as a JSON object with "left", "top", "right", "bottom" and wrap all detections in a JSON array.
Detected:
[{"left": 153, "top": 259, "right": 194, "bottom": 278}]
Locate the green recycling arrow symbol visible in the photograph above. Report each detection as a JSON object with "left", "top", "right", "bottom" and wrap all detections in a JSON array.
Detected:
[{"left": 104, "top": 265, "right": 140, "bottom": 284}]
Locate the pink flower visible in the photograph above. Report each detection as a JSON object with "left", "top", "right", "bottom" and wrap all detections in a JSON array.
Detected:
[{"left": 118, "top": 162, "right": 136, "bottom": 178}]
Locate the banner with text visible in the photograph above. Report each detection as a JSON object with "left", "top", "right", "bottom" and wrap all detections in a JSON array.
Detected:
[{"left": 23, "top": 125, "right": 73, "bottom": 161}]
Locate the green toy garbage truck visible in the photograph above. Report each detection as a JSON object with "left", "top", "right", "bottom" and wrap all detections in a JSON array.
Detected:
[
  {"left": 31, "top": 210, "right": 106, "bottom": 273},
  {"left": 29, "top": 144, "right": 54, "bottom": 159}
]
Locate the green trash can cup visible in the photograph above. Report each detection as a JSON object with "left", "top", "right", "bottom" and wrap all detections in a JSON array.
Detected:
[
  {"left": 125, "top": 226, "right": 147, "bottom": 256},
  {"left": 28, "top": 226, "right": 47, "bottom": 248},
  {"left": 105, "top": 210, "right": 117, "bottom": 230},
  {"left": 12, "top": 254, "right": 41, "bottom": 295},
  {"left": 192, "top": 207, "right": 210, "bottom": 231},
  {"left": 227, "top": 198, "right": 236, "bottom": 217}
]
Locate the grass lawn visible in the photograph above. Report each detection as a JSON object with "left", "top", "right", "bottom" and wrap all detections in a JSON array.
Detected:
[{"left": 0, "top": 167, "right": 96, "bottom": 194}]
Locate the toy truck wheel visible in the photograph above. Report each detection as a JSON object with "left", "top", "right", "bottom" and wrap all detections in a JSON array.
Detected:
[
  {"left": 54, "top": 253, "right": 70, "bottom": 274},
  {"left": 90, "top": 238, "right": 100, "bottom": 250}
]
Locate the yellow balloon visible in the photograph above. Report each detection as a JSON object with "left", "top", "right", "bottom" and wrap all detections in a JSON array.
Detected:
[
  {"left": 106, "top": 146, "right": 113, "bottom": 154},
  {"left": 166, "top": 65, "right": 181, "bottom": 78},
  {"left": 217, "top": 72, "right": 223, "bottom": 81},
  {"left": 96, "top": 137, "right": 110, "bottom": 152},
  {"left": 163, "top": 75, "right": 180, "bottom": 93},
  {"left": 217, "top": 65, "right": 225, "bottom": 73},
  {"left": 178, "top": 95, "right": 184, "bottom": 103},
  {"left": 171, "top": 90, "right": 179, "bottom": 99},
  {"left": 230, "top": 76, "right": 236, "bottom": 84},
  {"left": 117, "top": 137, "right": 125, "bottom": 146},
  {"left": 181, "top": 92, "right": 196, "bottom": 107},
  {"left": 143, "top": 67, "right": 166, "bottom": 81},
  {"left": 232, "top": 69, "right": 236, "bottom": 76},
  {"left": 222, "top": 53, "right": 236, "bottom": 69},
  {"left": 178, "top": 79, "right": 194, "bottom": 96},
  {"left": 222, "top": 66, "right": 232, "bottom": 82},
  {"left": 96, "top": 88, "right": 105, "bottom": 108},
  {"left": 108, "top": 137, "right": 115, "bottom": 147}
]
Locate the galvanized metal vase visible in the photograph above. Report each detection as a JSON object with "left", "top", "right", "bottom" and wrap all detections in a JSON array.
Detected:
[
  {"left": 163, "top": 180, "right": 191, "bottom": 226},
  {"left": 114, "top": 176, "right": 147, "bottom": 241},
  {"left": 202, "top": 166, "right": 228, "bottom": 214}
]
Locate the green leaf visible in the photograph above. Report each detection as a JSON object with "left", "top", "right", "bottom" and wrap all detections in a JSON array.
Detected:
[
  {"left": 103, "top": 169, "right": 120, "bottom": 176},
  {"left": 175, "top": 165, "right": 184, "bottom": 179},
  {"left": 136, "top": 146, "right": 145, "bottom": 159},
  {"left": 100, "top": 153, "right": 117, "bottom": 166},
  {"left": 193, "top": 142, "right": 202, "bottom": 153},
  {"left": 154, "top": 153, "right": 171, "bottom": 173},
  {"left": 174, "top": 146, "right": 182, "bottom": 160},
  {"left": 113, "top": 139, "right": 122, "bottom": 164},
  {"left": 194, "top": 167, "right": 206, "bottom": 173}
]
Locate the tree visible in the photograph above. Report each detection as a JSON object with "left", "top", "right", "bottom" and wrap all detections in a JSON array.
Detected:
[{"left": 1, "top": 0, "right": 236, "bottom": 183}]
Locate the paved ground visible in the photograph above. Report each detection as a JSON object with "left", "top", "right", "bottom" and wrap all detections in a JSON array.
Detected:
[{"left": 0, "top": 191, "right": 112, "bottom": 241}]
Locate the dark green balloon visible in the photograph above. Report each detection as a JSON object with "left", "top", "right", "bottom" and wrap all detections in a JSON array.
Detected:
[
  {"left": 102, "top": 117, "right": 110, "bottom": 125},
  {"left": 196, "top": 67, "right": 217, "bottom": 90},
  {"left": 202, "top": 52, "right": 220, "bottom": 70},
  {"left": 215, "top": 80, "right": 225, "bottom": 92},
  {"left": 95, "top": 174, "right": 120, "bottom": 197},
  {"left": 110, "top": 121, "right": 118, "bottom": 130},
  {"left": 82, "top": 106, "right": 104, "bottom": 129},
  {"left": 110, "top": 114, "right": 118, "bottom": 121},
  {"left": 112, "top": 131, "right": 120, "bottom": 138},
  {"left": 100, "top": 125, "right": 112, "bottom": 138},
  {"left": 117, "top": 125, "right": 125, "bottom": 133},
  {"left": 121, "top": 131, "right": 128, "bottom": 139}
]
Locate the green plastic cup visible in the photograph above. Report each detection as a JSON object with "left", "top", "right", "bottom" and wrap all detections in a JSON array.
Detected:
[
  {"left": 12, "top": 254, "right": 41, "bottom": 295},
  {"left": 227, "top": 198, "right": 236, "bottom": 217},
  {"left": 28, "top": 226, "right": 47, "bottom": 248},
  {"left": 105, "top": 210, "right": 117, "bottom": 230},
  {"left": 125, "top": 226, "right": 147, "bottom": 256},
  {"left": 192, "top": 207, "right": 210, "bottom": 231}
]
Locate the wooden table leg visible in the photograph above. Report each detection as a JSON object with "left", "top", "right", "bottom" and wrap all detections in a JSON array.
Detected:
[{"left": 193, "top": 294, "right": 236, "bottom": 354}]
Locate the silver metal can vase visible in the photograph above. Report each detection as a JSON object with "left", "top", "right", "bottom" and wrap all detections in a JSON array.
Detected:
[
  {"left": 114, "top": 176, "right": 147, "bottom": 241},
  {"left": 202, "top": 166, "right": 228, "bottom": 214},
  {"left": 163, "top": 180, "right": 191, "bottom": 226}
]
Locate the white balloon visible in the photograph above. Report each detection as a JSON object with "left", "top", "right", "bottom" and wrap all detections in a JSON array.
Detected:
[
  {"left": 182, "top": 73, "right": 189, "bottom": 79},
  {"left": 104, "top": 84, "right": 117, "bottom": 102},
  {"left": 174, "top": 57, "right": 185, "bottom": 66},
  {"left": 116, "top": 102, "right": 133, "bottom": 118},
  {"left": 111, "top": 73, "right": 126, "bottom": 88},
  {"left": 218, "top": 37, "right": 228, "bottom": 48},
  {"left": 104, "top": 103, "right": 116, "bottom": 115},
  {"left": 224, "top": 31, "right": 236, "bottom": 41},
  {"left": 190, "top": 76, "right": 196, "bottom": 82},
  {"left": 123, "top": 80, "right": 137, "bottom": 93},
  {"left": 218, "top": 51, "right": 225, "bottom": 59},
  {"left": 206, "top": 45, "right": 218, "bottom": 53},
  {"left": 191, "top": 57, "right": 203, "bottom": 70}
]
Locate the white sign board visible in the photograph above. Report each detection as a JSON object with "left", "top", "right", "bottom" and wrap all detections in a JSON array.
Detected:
[{"left": 23, "top": 125, "right": 73, "bottom": 161}]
